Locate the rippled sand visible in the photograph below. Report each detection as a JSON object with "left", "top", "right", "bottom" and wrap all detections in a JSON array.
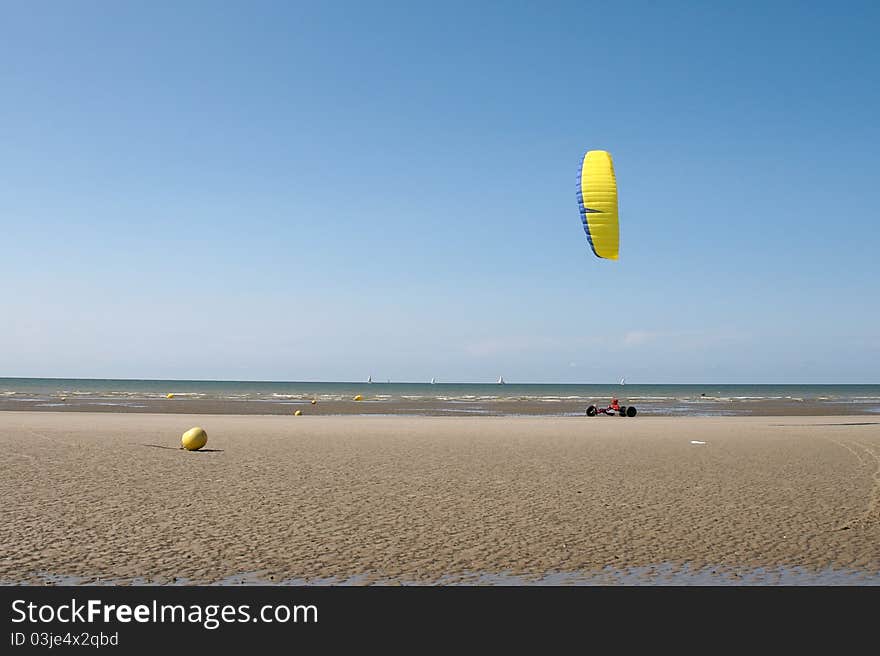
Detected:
[{"left": 1, "top": 412, "right": 878, "bottom": 584}]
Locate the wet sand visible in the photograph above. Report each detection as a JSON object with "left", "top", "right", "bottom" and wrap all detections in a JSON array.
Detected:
[{"left": 1, "top": 412, "right": 878, "bottom": 584}]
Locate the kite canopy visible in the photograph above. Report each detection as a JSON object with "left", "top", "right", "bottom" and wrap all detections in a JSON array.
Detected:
[{"left": 577, "top": 150, "right": 619, "bottom": 260}]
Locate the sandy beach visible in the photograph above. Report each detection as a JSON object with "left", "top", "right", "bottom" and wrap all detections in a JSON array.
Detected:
[{"left": 2, "top": 411, "right": 878, "bottom": 585}]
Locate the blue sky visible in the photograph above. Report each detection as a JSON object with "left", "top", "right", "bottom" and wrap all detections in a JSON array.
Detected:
[{"left": 1, "top": 1, "right": 878, "bottom": 383}]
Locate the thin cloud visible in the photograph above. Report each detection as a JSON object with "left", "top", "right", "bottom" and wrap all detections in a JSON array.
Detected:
[
  {"left": 465, "top": 336, "right": 560, "bottom": 357},
  {"left": 622, "top": 331, "right": 660, "bottom": 347}
]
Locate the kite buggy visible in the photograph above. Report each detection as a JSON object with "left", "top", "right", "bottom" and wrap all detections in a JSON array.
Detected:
[{"left": 586, "top": 398, "right": 637, "bottom": 417}]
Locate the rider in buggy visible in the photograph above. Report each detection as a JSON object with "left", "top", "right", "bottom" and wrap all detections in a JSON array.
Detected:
[{"left": 586, "top": 398, "right": 637, "bottom": 417}]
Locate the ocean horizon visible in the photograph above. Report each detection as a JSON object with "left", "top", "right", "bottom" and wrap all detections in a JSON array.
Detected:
[{"left": 2, "top": 377, "right": 879, "bottom": 416}]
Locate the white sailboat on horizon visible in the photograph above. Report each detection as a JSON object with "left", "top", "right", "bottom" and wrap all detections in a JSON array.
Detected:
[
  {"left": 620, "top": 377, "right": 626, "bottom": 385},
  {"left": 431, "top": 377, "right": 436, "bottom": 384},
  {"left": 368, "top": 375, "right": 372, "bottom": 384},
  {"left": 497, "top": 375, "right": 505, "bottom": 385}
]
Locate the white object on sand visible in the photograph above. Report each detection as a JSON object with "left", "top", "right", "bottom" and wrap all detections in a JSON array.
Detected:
[{"left": 690, "top": 440, "right": 707, "bottom": 445}]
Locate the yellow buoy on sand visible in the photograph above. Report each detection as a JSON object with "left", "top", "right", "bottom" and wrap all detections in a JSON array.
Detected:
[
  {"left": 353, "top": 394, "right": 363, "bottom": 401},
  {"left": 166, "top": 393, "right": 175, "bottom": 399},
  {"left": 294, "top": 410, "right": 302, "bottom": 416},
  {"left": 181, "top": 426, "right": 208, "bottom": 451},
  {"left": 311, "top": 399, "right": 317, "bottom": 405}
]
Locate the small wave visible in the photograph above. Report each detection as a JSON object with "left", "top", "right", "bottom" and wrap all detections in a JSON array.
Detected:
[
  {"left": 90, "top": 402, "right": 148, "bottom": 408},
  {"left": 409, "top": 408, "right": 494, "bottom": 415}
]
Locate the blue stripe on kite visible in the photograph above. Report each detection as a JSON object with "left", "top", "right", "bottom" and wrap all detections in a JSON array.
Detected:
[{"left": 577, "top": 155, "right": 598, "bottom": 257}]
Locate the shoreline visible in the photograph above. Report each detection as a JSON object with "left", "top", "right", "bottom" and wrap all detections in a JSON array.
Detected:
[
  {"left": 3, "top": 412, "right": 879, "bottom": 585},
  {"left": 1, "top": 398, "right": 876, "bottom": 417}
]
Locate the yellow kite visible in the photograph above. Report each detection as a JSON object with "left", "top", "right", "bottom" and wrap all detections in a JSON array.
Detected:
[{"left": 577, "top": 150, "right": 619, "bottom": 259}]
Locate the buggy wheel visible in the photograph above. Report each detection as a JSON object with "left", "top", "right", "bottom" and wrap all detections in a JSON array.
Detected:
[
  {"left": 586, "top": 405, "right": 597, "bottom": 417},
  {"left": 627, "top": 406, "right": 637, "bottom": 417},
  {"left": 618, "top": 405, "right": 628, "bottom": 417}
]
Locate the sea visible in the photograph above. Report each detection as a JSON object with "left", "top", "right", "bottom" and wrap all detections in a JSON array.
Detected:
[{"left": 1, "top": 378, "right": 879, "bottom": 416}]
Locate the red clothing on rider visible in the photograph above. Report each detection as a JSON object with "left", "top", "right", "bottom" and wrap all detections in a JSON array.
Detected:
[{"left": 611, "top": 398, "right": 620, "bottom": 411}]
